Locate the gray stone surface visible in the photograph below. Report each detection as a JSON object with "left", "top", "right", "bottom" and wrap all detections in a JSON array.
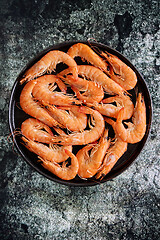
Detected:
[{"left": 0, "top": 0, "right": 159, "bottom": 239}]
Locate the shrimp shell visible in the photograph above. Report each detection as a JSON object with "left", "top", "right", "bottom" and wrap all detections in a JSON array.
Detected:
[
  {"left": 87, "top": 95, "right": 134, "bottom": 120},
  {"left": 67, "top": 43, "right": 107, "bottom": 71},
  {"left": 102, "top": 52, "right": 137, "bottom": 90},
  {"left": 115, "top": 93, "right": 146, "bottom": 143},
  {"left": 20, "top": 80, "right": 62, "bottom": 128},
  {"left": 96, "top": 117, "right": 128, "bottom": 179},
  {"left": 75, "top": 65, "right": 126, "bottom": 95},
  {"left": 21, "top": 118, "right": 54, "bottom": 144},
  {"left": 20, "top": 50, "right": 78, "bottom": 84},
  {"left": 46, "top": 105, "right": 87, "bottom": 132},
  {"left": 41, "top": 149, "right": 79, "bottom": 180},
  {"left": 21, "top": 136, "right": 72, "bottom": 163},
  {"left": 32, "top": 75, "right": 81, "bottom": 106},
  {"left": 50, "top": 106, "right": 105, "bottom": 145},
  {"left": 77, "top": 129, "right": 110, "bottom": 179}
]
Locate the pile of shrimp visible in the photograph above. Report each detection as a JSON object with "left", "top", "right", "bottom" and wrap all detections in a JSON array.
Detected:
[{"left": 18, "top": 42, "right": 146, "bottom": 181}]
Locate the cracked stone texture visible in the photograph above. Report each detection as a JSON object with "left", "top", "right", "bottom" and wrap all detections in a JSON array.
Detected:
[{"left": 0, "top": 0, "right": 160, "bottom": 239}]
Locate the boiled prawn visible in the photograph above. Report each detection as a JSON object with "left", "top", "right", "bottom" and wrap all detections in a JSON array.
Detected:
[
  {"left": 21, "top": 118, "right": 54, "bottom": 144},
  {"left": 41, "top": 149, "right": 79, "bottom": 180},
  {"left": 20, "top": 80, "right": 62, "bottom": 128},
  {"left": 67, "top": 42, "right": 107, "bottom": 71},
  {"left": 32, "top": 74, "right": 81, "bottom": 106},
  {"left": 102, "top": 51, "right": 137, "bottom": 90},
  {"left": 20, "top": 50, "right": 78, "bottom": 84},
  {"left": 87, "top": 95, "right": 134, "bottom": 120},
  {"left": 50, "top": 106, "right": 105, "bottom": 145},
  {"left": 77, "top": 129, "right": 110, "bottom": 179},
  {"left": 96, "top": 117, "right": 128, "bottom": 180},
  {"left": 59, "top": 68, "right": 104, "bottom": 103},
  {"left": 21, "top": 136, "right": 72, "bottom": 163},
  {"left": 46, "top": 105, "right": 87, "bottom": 132},
  {"left": 73, "top": 65, "right": 126, "bottom": 95},
  {"left": 115, "top": 93, "right": 146, "bottom": 143}
]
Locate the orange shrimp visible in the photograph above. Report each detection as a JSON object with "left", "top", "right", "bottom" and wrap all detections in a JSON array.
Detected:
[
  {"left": 73, "top": 65, "right": 126, "bottom": 95},
  {"left": 59, "top": 68, "right": 104, "bottom": 103},
  {"left": 102, "top": 52, "right": 137, "bottom": 90},
  {"left": 77, "top": 129, "right": 110, "bottom": 179},
  {"left": 20, "top": 50, "right": 78, "bottom": 84},
  {"left": 67, "top": 43, "right": 107, "bottom": 71},
  {"left": 115, "top": 93, "right": 146, "bottom": 143},
  {"left": 96, "top": 117, "right": 128, "bottom": 180},
  {"left": 87, "top": 95, "right": 134, "bottom": 119},
  {"left": 41, "top": 149, "right": 79, "bottom": 180},
  {"left": 46, "top": 105, "right": 87, "bottom": 132},
  {"left": 50, "top": 106, "right": 105, "bottom": 145},
  {"left": 21, "top": 136, "right": 72, "bottom": 163},
  {"left": 21, "top": 118, "right": 55, "bottom": 144},
  {"left": 20, "top": 80, "right": 62, "bottom": 128},
  {"left": 32, "top": 75, "right": 81, "bottom": 106}
]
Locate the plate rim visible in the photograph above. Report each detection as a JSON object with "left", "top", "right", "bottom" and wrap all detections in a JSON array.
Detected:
[{"left": 8, "top": 40, "right": 152, "bottom": 187}]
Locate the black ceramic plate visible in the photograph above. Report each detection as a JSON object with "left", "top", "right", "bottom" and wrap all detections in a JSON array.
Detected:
[{"left": 9, "top": 41, "right": 152, "bottom": 186}]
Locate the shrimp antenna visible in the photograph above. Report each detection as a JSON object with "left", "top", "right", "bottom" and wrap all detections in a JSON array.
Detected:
[
  {"left": 87, "top": 37, "right": 99, "bottom": 44},
  {"left": 99, "top": 173, "right": 106, "bottom": 181},
  {"left": 7, "top": 128, "right": 22, "bottom": 142},
  {"left": 134, "top": 86, "right": 139, "bottom": 98},
  {"left": 16, "top": 102, "right": 22, "bottom": 110},
  {"left": 87, "top": 38, "right": 102, "bottom": 56},
  {"left": 91, "top": 175, "right": 104, "bottom": 183},
  {"left": 7, "top": 128, "right": 22, "bottom": 155}
]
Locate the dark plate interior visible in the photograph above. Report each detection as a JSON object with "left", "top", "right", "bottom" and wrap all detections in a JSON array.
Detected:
[{"left": 9, "top": 41, "right": 152, "bottom": 186}]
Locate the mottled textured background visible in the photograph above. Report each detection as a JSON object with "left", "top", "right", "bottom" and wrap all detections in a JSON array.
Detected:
[{"left": 0, "top": 0, "right": 160, "bottom": 239}]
